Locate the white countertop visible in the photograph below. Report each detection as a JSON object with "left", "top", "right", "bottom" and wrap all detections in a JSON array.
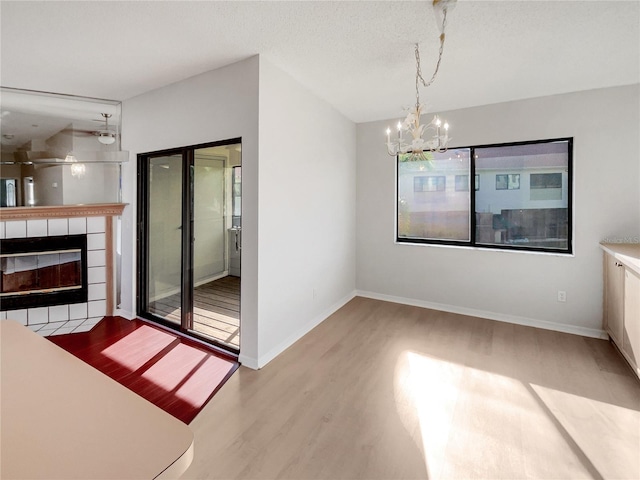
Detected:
[
  {"left": 0, "top": 320, "right": 194, "bottom": 479},
  {"left": 600, "top": 243, "right": 640, "bottom": 276}
]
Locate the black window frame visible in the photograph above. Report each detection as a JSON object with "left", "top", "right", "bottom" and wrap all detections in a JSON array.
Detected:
[{"left": 396, "top": 137, "right": 573, "bottom": 254}]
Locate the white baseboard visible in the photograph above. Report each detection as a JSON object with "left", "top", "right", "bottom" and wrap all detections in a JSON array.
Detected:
[
  {"left": 240, "top": 290, "right": 357, "bottom": 370},
  {"left": 356, "top": 290, "right": 608, "bottom": 340},
  {"left": 114, "top": 309, "right": 136, "bottom": 320},
  {"left": 238, "top": 353, "right": 259, "bottom": 370},
  {"left": 195, "top": 271, "right": 228, "bottom": 288},
  {"left": 149, "top": 272, "right": 229, "bottom": 302}
]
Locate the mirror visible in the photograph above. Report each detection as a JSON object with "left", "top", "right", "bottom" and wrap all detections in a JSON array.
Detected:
[{"left": 0, "top": 87, "right": 127, "bottom": 207}]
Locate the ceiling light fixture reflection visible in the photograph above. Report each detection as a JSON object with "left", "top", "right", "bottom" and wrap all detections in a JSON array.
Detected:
[{"left": 66, "top": 154, "right": 86, "bottom": 178}]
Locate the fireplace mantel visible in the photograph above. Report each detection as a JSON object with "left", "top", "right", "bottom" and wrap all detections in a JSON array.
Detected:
[{"left": 0, "top": 203, "right": 127, "bottom": 221}]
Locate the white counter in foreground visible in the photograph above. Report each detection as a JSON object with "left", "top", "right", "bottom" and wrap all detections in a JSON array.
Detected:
[{"left": 0, "top": 320, "right": 194, "bottom": 479}]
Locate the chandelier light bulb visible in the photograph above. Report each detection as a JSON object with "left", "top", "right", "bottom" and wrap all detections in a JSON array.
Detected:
[
  {"left": 396, "top": 121, "right": 402, "bottom": 131},
  {"left": 444, "top": 123, "right": 449, "bottom": 131}
]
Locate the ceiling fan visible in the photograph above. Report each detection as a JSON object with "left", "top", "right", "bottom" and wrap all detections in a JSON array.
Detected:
[
  {"left": 64, "top": 113, "right": 117, "bottom": 145},
  {"left": 94, "top": 113, "right": 116, "bottom": 145}
]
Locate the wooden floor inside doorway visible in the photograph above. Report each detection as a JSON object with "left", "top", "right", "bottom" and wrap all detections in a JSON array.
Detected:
[{"left": 150, "top": 276, "right": 240, "bottom": 349}]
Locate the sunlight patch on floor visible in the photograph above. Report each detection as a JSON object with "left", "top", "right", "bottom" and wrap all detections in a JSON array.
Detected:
[
  {"left": 175, "top": 355, "right": 235, "bottom": 408},
  {"left": 393, "top": 350, "right": 616, "bottom": 478},
  {"left": 393, "top": 351, "right": 465, "bottom": 478},
  {"left": 141, "top": 343, "right": 207, "bottom": 391},
  {"left": 530, "top": 383, "right": 640, "bottom": 479},
  {"left": 101, "top": 325, "right": 175, "bottom": 370}
]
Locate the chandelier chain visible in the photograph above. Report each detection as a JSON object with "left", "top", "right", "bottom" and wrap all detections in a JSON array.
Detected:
[{"left": 415, "top": 7, "right": 448, "bottom": 106}]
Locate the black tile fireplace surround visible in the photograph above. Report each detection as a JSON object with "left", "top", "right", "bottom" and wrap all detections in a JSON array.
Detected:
[{"left": 0, "top": 234, "right": 88, "bottom": 311}]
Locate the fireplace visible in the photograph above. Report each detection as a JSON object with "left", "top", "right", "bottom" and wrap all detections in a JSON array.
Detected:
[{"left": 0, "top": 235, "right": 88, "bottom": 310}]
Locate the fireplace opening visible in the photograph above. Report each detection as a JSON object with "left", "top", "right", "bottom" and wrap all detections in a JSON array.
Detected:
[{"left": 0, "top": 234, "right": 88, "bottom": 311}]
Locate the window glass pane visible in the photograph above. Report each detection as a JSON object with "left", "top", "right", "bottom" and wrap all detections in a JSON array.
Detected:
[
  {"left": 455, "top": 175, "right": 469, "bottom": 191},
  {"left": 398, "top": 149, "right": 471, "bottom": 241},
  {"left": 475, "top": 141, "right": 569, "bottom": 250}
]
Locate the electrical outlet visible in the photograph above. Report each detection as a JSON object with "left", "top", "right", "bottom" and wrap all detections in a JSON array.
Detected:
[{"left": 557, "top": 290, "right": 566, "bottom": 302}]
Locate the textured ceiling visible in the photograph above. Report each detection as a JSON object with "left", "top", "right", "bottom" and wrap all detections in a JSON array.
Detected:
[{"left": 1, "top": 1, "right": 638, "bottom": 123}]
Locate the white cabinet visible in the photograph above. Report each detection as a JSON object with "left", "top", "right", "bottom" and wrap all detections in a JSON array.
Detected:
[
  {"left": 601, "top": 243, "right": 640, "bottom": 378},
  {"left": 623, "top": 268, "right": 640, "bottom": 369},
  {"left": 604, "top": 252, "right": 625, "bottom": 344}
]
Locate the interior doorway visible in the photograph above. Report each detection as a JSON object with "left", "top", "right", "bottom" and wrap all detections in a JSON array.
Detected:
[{"left": 137, "top": 139, "right": 241, "bottom": 352}]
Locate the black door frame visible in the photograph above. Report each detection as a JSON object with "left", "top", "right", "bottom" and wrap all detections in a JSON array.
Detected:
[{"left": 137, "top": 137, "right": 241, "bottom": 353}]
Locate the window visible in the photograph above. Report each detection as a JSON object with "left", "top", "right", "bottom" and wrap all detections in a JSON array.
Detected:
[
  {"left": 530, "top": 172, "right": 562, "bottom": 201},
  {"left": 496, "top": 174, "right": 520, "bottom": 190},
  {"left": 398, "top": 150, "right": 471, "bottom": 242},
  {"left": 397, "top": 138, "right": 572, "bottom": 253},
  {"left": 414, "top": 176, "right": 446, "bottom": 192},
  {"left": 531, "top": 173, "right": 562, "bottom": 189}
]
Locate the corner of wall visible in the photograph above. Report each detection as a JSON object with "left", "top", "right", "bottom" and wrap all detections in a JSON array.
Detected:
[{"left": 254, "top": 290, "right": 357, "bottom": 370}]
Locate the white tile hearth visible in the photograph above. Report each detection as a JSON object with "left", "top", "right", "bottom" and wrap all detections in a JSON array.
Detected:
[
  {"left": 53, "top": 325, "right": 77, "bottom": 335},
  {"left": 22, "top": 316, "right": 103, "bottom": 337},
  {"left": 37, "top": 321, "right": 68, "bottom": 335},
  {"left": 0, "top": 221, "right": 5, "bottom": 239},
  {"left": 72, "top": 317, "right": 103, "bottom": 333}
]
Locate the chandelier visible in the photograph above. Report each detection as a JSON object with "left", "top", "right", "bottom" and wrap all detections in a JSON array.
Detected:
[{"left": 386, "top": 0, "right": 456, "bottom": 161}]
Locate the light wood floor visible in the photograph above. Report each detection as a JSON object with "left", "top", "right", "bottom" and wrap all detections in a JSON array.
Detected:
[{"left": 184, "top": 297, "right": 640, "bottom": 479}]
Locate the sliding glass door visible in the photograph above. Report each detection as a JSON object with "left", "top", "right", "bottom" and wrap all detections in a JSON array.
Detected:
[
  {"left": 138, "top": 139, "right": 241, "bottom": 352},
  {"left": 145, "top": 154, "right": 184, "bottom": 325}
]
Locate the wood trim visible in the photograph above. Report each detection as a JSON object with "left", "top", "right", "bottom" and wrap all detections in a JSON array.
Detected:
[
  {"left": 0, "top": 203, "right": 127, "bottom": 221},
  {"left": 105, "top": 216, "right": 114, "bottom": 316}
]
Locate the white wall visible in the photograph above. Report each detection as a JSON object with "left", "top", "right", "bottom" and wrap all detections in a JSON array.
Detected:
[
  {"left": 356, "top": 85, "right": 640, "bottom": 336},
  {"left": 256, "top": 57, "right": 357, "bottom": 367},
  {"left": 120, "top": 55, "right": 357, "bottom": 369},
  {"left": 120, "top": 57, "right": 260, "bottom": 363}
]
